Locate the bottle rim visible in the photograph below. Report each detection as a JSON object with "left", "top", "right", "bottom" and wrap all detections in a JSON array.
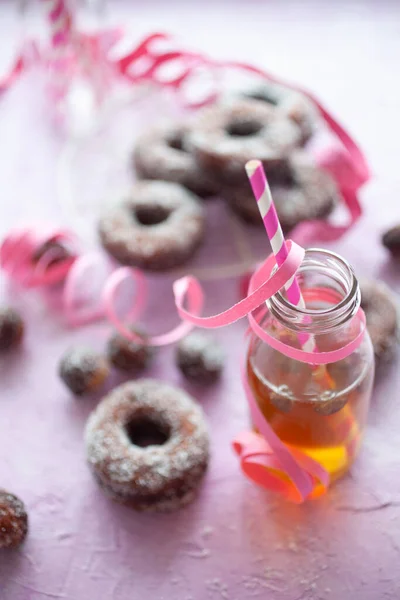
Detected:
[{"left": 268, "top": 248, "right": 360, "bottom": 334}]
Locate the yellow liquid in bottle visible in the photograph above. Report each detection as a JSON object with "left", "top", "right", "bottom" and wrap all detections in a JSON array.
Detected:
[{"left": 247, "top": 354, "right": 373, "bottom": 481}]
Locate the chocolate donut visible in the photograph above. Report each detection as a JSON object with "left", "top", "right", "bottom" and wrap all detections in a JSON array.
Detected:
[
  {"left": 186, "top": 99, "right": 303, "bottom": 183},
  {"left": 237, "top": 81, "right": 319, "bottom": 144},
  {"left": 225, "top": 153, "right": 338, "bottom": 230},
  {"left": 360, "top": 279, "right": 399, "bottom": 362},
  {"left": 85, "top": 379, "right": 210, "bottom": 512},
  {"left": 133, "top": 125, "right": 220, "bottom": 198},
  {"left": 99, "top": 181, "right": 205, "bottom": 271}
]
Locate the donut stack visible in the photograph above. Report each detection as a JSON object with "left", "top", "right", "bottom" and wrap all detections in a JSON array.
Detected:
[
  {"left": 100, "top": 81, "right": 340, "bottom": 271},
  {"left": 134, "top": 81, "right": 340, "bottom": 229}
]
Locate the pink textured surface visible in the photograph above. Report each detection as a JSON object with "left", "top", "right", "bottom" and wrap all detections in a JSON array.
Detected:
[{"left": 1, "top": 1, "right": 400, "bottom": 599}]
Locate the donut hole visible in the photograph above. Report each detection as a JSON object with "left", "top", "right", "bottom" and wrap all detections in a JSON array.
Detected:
[
  {"left": 246, "top": 91, "right": 280, "bottom": 106},
  {"left": 134, "top": 205, "right": 171, "bottom": 226},
  {"left": 167, "top": 132, "right": 186, "bottom": 152},
  {"left": 266, "top": 162, "right": 296, "bottom": 187},
  {"left": 225, "top": 119, "right": 262, "bottom": 137},
  {"left": 125, "top": 415, "right": 171, "bottom": 447}
]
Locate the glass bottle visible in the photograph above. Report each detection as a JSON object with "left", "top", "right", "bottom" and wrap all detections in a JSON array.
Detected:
[{"left": 246, "top": 249, "right": 374, "bottom": 481}]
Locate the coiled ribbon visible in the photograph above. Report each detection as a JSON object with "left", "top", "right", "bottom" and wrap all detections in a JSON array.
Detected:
[
  {"left": 172, "top": 240, "right": 366, "bottom": 502},
  {"left": 64, "top": 256, "right": 200, "bottom": 342},
  {"left": 119, "top": 35, "right": 370, "bottom": 243},
  {"left": 0, "top": 225, "right": 196, "bottom": 346},
  {"left": 0, "top": 30, "right": 371, "bottom": 497},
  {"left": 0, "top": 225, "right": 77, "bottom": 288},
  {"left": 1, "top": 32, "right": 368, "bottom": 242}
]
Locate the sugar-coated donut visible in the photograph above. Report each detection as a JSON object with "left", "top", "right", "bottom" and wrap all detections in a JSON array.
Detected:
[
  {"left": 237, "top": 81, "right": 319, "bottom": 144},
  {"left": 186, "top": 99, "right": 302, "bottom": 183},
  {"left": 85, "top": 379, "right": 210, "bottom": 512},
  {"left": 99, "top": 181, "right": 205, "bottom": 271},
  {"left": 133, "top": 124, "right": 220, "bottom": 198},
  {"left": 225, "top": 153, "right": 338, "bottom": 230}
]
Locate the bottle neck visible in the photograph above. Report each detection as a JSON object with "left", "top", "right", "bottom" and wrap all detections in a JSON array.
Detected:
[{"left": 267, "top": 249, "right": 360, "bottom": 336}]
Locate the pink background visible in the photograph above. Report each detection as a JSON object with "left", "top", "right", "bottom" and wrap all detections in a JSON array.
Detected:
[{"left": 1, "top": 1, "right": 400, "bottom": 599}]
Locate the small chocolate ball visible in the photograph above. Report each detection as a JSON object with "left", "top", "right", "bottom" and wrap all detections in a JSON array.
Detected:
[
  {"left": 176, "top": 332, "right": 224, "bottom": 384},
  {"left": 59, "top": 347, "right": 110, "bottom": 395},
  {"left": 0, "top": 307, "right": 24, "bottom": 352},
  {"left": 0, "top": 489, "right": 28, "bottom": 549},
  {"left": 107, "top": 327, "right": 153, "bottom": 373}
]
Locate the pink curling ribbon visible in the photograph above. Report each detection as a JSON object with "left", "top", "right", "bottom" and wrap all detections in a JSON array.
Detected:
[
  {"left": 62, "top": 252, "right": 116, "bottom": 326},
  {"left": 246, "top": 270, "right": 366, "bottom": 366},
  {"left": 0, "top": 225, "right": 77, "bottom": 288},
  {"left": 200, "top": 58, "right": 368, "bottom": 244},
  {"left": 65, "top": 259, "right": 198, "bottom": 344},
  {"left": 0, "top": 225, "right": 105, "bottom": 324},
  {"left": 174, "top": 240, "right": 305, "bottom": 329},
  {"left": 102, "top": 266, "right": 202, "bottom": 346},
  {"left": 220, "top": 60, "right": 369, "bottom": 186},
  {"left": 233, "top": 353, "right": 361, "bottom": 502},
  {"left": 0, "top": 224, "right": 194, "bottom": 346},
  {"left": 174, "top": 242, "right": 366, "bottom": 362},
  {"left": 120, "top": 39, "right": 371, "bottom": 239},
  {"left": 116, "top": 37, "right": 371, "bottom": 241},
  {"left": 0, "top": 31, "right": 213, "bottom": 108},
  {"left": 0, "top": 40, "right": 41, "bottom": 94},
  {"left": 233, "top": 369, "right": 330, "bottom": 503},
  {"left": 173, "top": 241, "right": 366, "bottom": 502},
  {"left": 118, "top": 33, "right": 220, "bottom": 109},
  {"left": 0, "top": 29, "right": 369, "bottom": 210},
  {"left": 0, "top": 28, "right": 370, "bottom": 241}
]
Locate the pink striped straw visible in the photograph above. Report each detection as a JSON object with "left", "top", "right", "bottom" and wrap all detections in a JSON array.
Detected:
[
  {"left": 245, "top": 159, "right": 316, "bottom": 353},
  {"left": 41, "top": 0, "right": 75, "bottom": 101},
  {"left": 41, "top": 0, "right": 74, "bottom": 49}
]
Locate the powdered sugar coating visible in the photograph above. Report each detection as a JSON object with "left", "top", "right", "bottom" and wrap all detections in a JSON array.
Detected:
[
  {"left": 106, "top": 327, "right": 153, "bottom": 372},
  {"left": 236, "top": 81, "right": 319, "bottom": 144},
  {"left": 0, "top": 489, "right": 28, "bottom": 549},
  {"left": 186, "top": 99, "right": 302, "bottom": 184},
  {"left": 85, "top": 379, "right": 210, "bottom": 512},
  {"left": 176, "top": 332, "right": 224, "bottom": 384},
  {"left": 98, "top": 181, "right": 205, "bottom": 271},
  {"left": 59, "top": 347, "right": 110, "bottom": 396},
  {"left": 133, "top": 124, "right": 220, "bottom": 198}
]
